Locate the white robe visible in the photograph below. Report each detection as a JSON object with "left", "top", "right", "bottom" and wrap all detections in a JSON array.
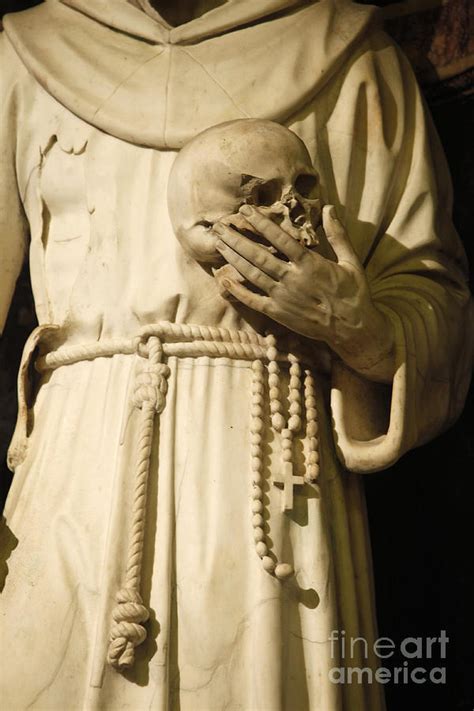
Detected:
[{"left": 0, "top": 2, "right": 471, "bottom": 710}]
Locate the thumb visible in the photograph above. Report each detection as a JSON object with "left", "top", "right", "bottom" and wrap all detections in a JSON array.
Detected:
[{"left": 322, "top": 205, "right": 359, "bottom": 266}]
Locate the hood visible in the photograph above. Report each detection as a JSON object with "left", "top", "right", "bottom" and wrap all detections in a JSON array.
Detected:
[
  {"left": 66, "top": 0, "right": 308, "bottom": 43},
  {"left": 4, "top": 0, "right": 378, "bottom": 149}
]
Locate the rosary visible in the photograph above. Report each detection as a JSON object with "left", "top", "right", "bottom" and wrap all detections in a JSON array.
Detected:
[{"left": 249, "top": 333, "right": 320, "bottom": 581}]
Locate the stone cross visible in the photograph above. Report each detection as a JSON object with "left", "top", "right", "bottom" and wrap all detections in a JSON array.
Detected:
[{"left": 273, "top": 461, "right": 305, "bottom": 512}]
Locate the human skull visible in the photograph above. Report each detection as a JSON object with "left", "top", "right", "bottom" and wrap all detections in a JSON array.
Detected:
[{"left": 167, "top": 119, "right": 324, "bottom": 266}]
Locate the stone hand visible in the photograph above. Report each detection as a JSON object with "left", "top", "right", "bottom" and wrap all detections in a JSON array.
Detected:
[{"left": 214, "top": 204, "right": 395, "bottom": 382}]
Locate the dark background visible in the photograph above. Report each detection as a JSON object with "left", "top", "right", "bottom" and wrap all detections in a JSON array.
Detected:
[{"left": 0, "top": 1, "right": 472, "bottom": 709}]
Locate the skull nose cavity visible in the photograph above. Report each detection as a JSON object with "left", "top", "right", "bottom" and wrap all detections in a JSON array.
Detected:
[{"left": 289, "top": 202, "right": 306, "bottom": 225}]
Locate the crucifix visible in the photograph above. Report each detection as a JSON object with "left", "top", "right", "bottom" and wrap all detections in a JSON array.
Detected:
[{"left": 273, "top": 460, "right": 305, "bottom": 512}]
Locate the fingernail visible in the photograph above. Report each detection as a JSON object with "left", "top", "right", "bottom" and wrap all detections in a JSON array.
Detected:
[
  {"left": 222, "top": 279, "right": 232, "bottom": 289},
  {"left": 239, "top": 205, "right": 252, "bottom": 216},
  {"left": 213, "top": 223, "right": 225, "bottom": 234}
]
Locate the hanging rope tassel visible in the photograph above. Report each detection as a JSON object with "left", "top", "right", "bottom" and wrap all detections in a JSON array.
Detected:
[{"left": 107, "top": 336, "right": 170, "bottom": 671}]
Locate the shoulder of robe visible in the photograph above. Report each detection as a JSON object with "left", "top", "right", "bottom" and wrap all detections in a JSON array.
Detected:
[
  {"left": 0, "top": 25, "right": 77, "bottom": 156},
  {"left": 369, "top": 28, "right": 419, "bottom": 80},
  {"left": 324, "top": 26, "right": 422, "bottom": 154},
  {"left": 0, "top": 29, "right": 31, "bottom": 97},
  {"left": 337, "top": 27, "right": 416, "bottom": 92},
  {"left": 0, "top": 30, "right": 35, "bottom": 151},
  {"left": 352, "top": 27, "right": 421, "bottom": 104},
  {"left": 0, "top": 26, "right": 51, "bottom": 136}
]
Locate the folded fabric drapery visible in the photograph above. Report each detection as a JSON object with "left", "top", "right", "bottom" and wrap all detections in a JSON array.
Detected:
[{"left": 15, "top": 320, "right": 322, "bottom": 672}]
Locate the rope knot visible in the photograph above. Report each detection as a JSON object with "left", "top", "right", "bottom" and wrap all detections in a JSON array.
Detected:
[
  {"left": 107, "top": 588, "right": 150, "bottom": 671},
  {"left": 132, "top": 337, "right": 170, "bottom": 413}
]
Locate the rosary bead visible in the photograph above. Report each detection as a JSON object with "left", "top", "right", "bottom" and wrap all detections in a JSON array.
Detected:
[
  {"left": 252, "top": 513, "right": 264, "bottom": 528},
  {"left": 271, "top": 413, "right": 286, "bottom": 432},
  {"left": 251, "top": 417, "right": 264, "bottom": 433},
  {"left": 268, "top": 373, "right": 279, "bottom": 388},
  {"left": 308, "top": 436, "right": 319, "bottom": 451},
  {"left": 252, "top": 382, "right": 264, "bottom": 396},
  {"left": 306, "top": 421, "right": 319, "bottom": 437},
  {"left": 251, "top": 432, "right": 262, "bottom": 445},
  {"left": 252, "top": 360, "right": 264, "bottom": 372},
  {"left": 252, "top": 499, "right": 263, "bottom": 513},
  {"left": 288, "top": 414, "right": 301, "bottom": 432},
  {"left": 255, "top": 541, "right": 267, "bottom": 557},
  {"left": 270, "top": 400, "right": 282, "bottom": 414},
  {"left": 289, "top": 401, "right": 301, "bottom": 416},
  {"left": 306, "top": 408, "right": 317, "bottom": 422},
  {"left": 262, "top": 556, "right": 276, "bottom": 573},
  {"left": 307, "top": 463, "right": 320, "bottom": 480},
  {"left": 281, "top": 436, "right": 292, "bottom": 449},
  {"left": 289, "top": 377, "right": 301, "bottom": 391},
  {"left": 282, "top": 449, "right": 293, "bottom": 462},
  {"left": 305, "top": 395, "right": 316, "bottom": 409},
  {"left": 267, "top": 347, "right": 278, "bottom": 362},
  {"left": 250, "top": 444, "right": 261, "bottom": 457},
  {"left": 252, "top": 472, "right": 263, "bottom": 485},
  {"left": 275, "top": 563, "right": 294, "bottom": 580},
  {"left": 269, "top": 386, "right": 280, "bottom": 400},
  {"left": 251, "top": 393, "right": 263, "bottom": 405},
  {"left": 289, "top": 364, "right": 301, "bottom": 377},
  {"left": 309, "top": 450, "right": 319, "bottom": 464},
  {"left": 251, "top": 457, "right": 262, "bottom": 472},
  {"left": 253, "top": 527, "right": 265, "bottom": 543},
  {"left": 252, "top": 485, "right": 263, "bottom": 500},
  {"left": 251, "top": 404, "right": 263, "bottom": 418}
]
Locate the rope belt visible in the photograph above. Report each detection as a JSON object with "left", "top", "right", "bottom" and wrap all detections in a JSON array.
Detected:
[{"left": 35, "top": 321, "right": 320, "bottom": 672}]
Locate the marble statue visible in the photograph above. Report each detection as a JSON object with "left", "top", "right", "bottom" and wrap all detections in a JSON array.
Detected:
[{"left": 0, "top": 0, "right": 472, "bottom": 709}]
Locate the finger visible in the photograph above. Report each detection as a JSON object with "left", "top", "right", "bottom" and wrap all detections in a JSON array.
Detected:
[
  {"left": 322, "top": 205, "right": 359, "bottom": 266},
  {"left": 215, "top": 240, "right": 276, "bottom": 294},
  {"left": 219, "top": 275, "right": 271, "bottom": 314},
  {"left": 214, "top": 222, "right": 287, "bottom": 280},
  {"left": 239, "top": 205, "right": 305, "bottom": 262}
]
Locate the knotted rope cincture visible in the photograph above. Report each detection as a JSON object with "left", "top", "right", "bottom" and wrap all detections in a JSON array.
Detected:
[
  {"left": 34, "top": 321, "right": 321, "bottom": 668},
  {"left": 106, "top": 335, "right": 170, "bottom": 671}
]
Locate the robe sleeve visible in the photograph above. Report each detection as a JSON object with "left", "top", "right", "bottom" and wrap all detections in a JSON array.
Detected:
[
  {"left": 328, "top": 32, "right": 473, "bottom": 473},
  {"left": 0, "top": 31, "right": 29, "bottom": 335}
]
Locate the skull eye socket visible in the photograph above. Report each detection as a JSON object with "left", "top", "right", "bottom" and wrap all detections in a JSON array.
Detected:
[
  {"left": 294, "top": 173, "right": 319, "bottom": 199},
  {"left": 250, "top": 179, "right": 281, "bottom": 207}
]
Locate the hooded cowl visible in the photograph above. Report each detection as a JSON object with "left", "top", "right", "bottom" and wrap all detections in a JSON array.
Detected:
[{"left": 3, "top": 0, "right": 378, "bottom": 148}]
